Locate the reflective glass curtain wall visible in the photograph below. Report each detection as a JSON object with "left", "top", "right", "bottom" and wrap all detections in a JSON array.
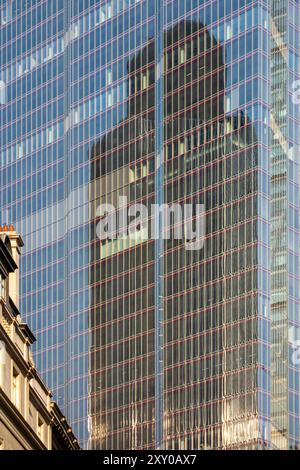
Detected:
[
  {"left": 1, "top": 0, "right": 299, "bottom": 449},
  {"left": 0, "top": 0, "right": 72, "bottom": 435},
  {"left": 270, "top": 0, "right": 300, "bottom": 450},
  {"left": 89, "top": 0, "right": 274, "bottom": 449},
  {"left": 89, "top": 0, "right": 272, "bottom": 449}
]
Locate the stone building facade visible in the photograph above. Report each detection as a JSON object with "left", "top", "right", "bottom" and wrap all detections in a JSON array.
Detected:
[{"left": 0, "top": 225, "right": 79, "bottom": 450}]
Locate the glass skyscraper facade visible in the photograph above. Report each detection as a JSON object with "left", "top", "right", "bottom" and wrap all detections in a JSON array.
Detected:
[{"left": 0, "top": 0, "right": 300, "bottom": 450}]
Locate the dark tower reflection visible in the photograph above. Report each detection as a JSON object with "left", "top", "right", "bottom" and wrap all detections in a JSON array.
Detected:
[{"left": 89, "top": 18, "right": 258, "bottom": 450}]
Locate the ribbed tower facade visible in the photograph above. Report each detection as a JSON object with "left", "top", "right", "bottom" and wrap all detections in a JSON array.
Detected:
[{"left": 1, "top": 0, "right": 299, "bottom": 449}]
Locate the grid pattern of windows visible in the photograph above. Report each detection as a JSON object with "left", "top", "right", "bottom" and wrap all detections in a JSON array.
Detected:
[
  {"left": 164, "top": 1, "right": 271, "bottom": 450},
  {"left": 0, "top": 0, "right": 69, "bottom": 439},
  {"left": 88, "top": 0, "right": 272, "bottom": 450},
  {"left": 0, "top": 0, "right": 299, "bottom": 450},
  {"left": 270, "top": 0, "right": 300, "bottom": 450},
  {"left": 89, "top": 0, "right": 156, "bottom": 449}
]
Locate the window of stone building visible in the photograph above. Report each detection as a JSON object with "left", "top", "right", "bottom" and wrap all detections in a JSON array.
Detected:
[
  {"left": 12, "top": 367, "right": 20, "bottom": 409},
  {"left": 0, "top": 274, "right": 5, "bottom": 299},
  {"left": 37, "top": 416, "right": 44, "bottom": 442}
]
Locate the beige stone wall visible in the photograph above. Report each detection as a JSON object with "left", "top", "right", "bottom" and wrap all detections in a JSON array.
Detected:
[
  {"left": 0, "top": 287, "right": 53, "bottom": 449},
  {"left": 0, "top": 419, "right": 26, "bottom": 450},
  {"left": 0, "top": 348, "right": 52, "bottom": 449},
  {"left": 0, "top": 344, "right": 10, "bottom": 396},
  {"left": 28, "top": 396, "right": 52, "bottom": 448},
  {"left": 0, "top": 230, "right": 78, "bottom": 450},
  {"left": 0, "top": 341, "right": 27, "bottom": 417}
]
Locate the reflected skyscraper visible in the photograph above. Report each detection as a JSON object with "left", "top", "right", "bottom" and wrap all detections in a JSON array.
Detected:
[{"left": 1, "top": 0, "right": 300, "bottom": 449}]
